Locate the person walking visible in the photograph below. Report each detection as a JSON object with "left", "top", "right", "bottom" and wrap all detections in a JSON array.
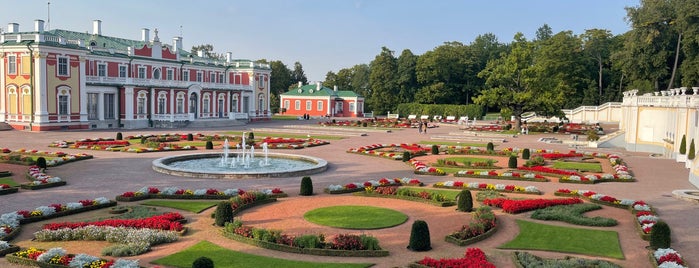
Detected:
[{"left": 418, "top": 121, "right": 423, "bottom": 134}]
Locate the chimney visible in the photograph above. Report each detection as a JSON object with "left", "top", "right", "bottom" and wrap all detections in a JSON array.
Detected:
[
  {"left": 226, "top": 52, "right": 232, "bottom": 63},
  {"left": 173, "top": 36, "right": 182, "bottom": 51},
  {"left": 141, "top": 28, "right": 149, "bottom": 42},
  {"left": 7, "top": 23, "right": 19, "bottom": 33},
  {"left": 93, "top": 20, "right": 102, "bottom": 35},
  {"left": 316, "top": 81, "right": 321, "bottom": 91},
  {"left": 333, "top": 85, "right": 338, "bottom": 92},
  {"left": 34, "top": 20, "right": 45, "bottom": 33},
  {"left": 298, "top": 81, "right": 302, "bottom": 88}
]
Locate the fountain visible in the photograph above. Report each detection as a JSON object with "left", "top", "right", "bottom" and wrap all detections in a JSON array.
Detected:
[{"left": 152, "top": 132, "right": 327, "bottom": 179}]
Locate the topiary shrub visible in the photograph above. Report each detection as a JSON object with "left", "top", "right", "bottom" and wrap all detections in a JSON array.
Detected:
[
  {"left": 689, "top": 139, "right": 696, "bottom": 160},
  {"left": 456, "top": 189, "right": 473, "bottom": 212},
  {"left": 140, "top": 137, "right": 147, "bottom": 144},
  {"left": 116, "top": 132, "right": 123, "bottom": 141},
  {"left": 36, "top": 157, "right": 47, "bottom": 170},
  {"left": 508, "top": 155, "right": 518, "bottom": 168},
  {"left": 192, "top": 256, "right": 214, "bottom": 268},
  {"left": 402, "top": 151, "right": 411, "bottom": 162},
  {"left": 205, "top": 141, "right": 214, "bottom": 150},
  {"left": 187, "top": 133, "right": 194, "bottom": 141},
  {"left": 649, "top": 220, "right": 671, "bottom": 249},
  {"left": 431, "top": 145, "right": 439, "bottom": 155},
  {"left": 299, "top": 176, "right": 313, "bottom": 196},
  {"left": 248, "top": 132, "right": 255, "bottom": 140},
  {"left": 486, "top": 142, "right": 494, "bottom": 151},
  {"left": 214, "top": 201, "right": 233, "bottom": 227},
  {"left": 407, "top": 220, "right": 431, "bottom": 251},
  {"left": 362, "top": 122, "right": 368, "bottom": 127},
  {"left": 522, "top": 148, "right": 530, "bottom": 160},
  {"left": 680, "top": 134, "right": 687, "bottom": 155}
]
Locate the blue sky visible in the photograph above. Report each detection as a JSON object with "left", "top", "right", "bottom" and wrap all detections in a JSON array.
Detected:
[{"left": 6, "top": 0, "right": 638, "bottom": 81}]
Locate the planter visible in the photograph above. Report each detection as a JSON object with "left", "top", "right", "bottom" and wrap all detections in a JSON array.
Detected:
[
  {"left": 19, "top": 201, "right": 117, "bottom": 224},
  {"left": 0, "top": 187, "right": 19, "bottom": 195},
  {"left": 115, "top": 195, "right": 149, "bottom": 202},
  {"left": 222, "top": 231, "right": 389, "bottom": 257},
  {"left": 324, "top": 188, "right": 364, "bottom": 194},
  {"left": 454, "top": 173, "right": 549, "bottom": 182},
  {"left": 1, "top": 226, "right": 21, "bottom": 241},
  {"left": 444, "top": 220, "right": 498, "bottom": 246},
  {"left": 0, "top": 170, "right": 11, "bottom": 177},
  {"left": 0, "top": 245, "right": 20, "bottom": 256},
  {"left": 676, "top": 154, "right": 687, "bottom": 163},
  {"left": 20, "top": 181, "right": 67, "bottom": 190},
  {"left": 433, "top": 185, "right": 541, "bottom": 195}
]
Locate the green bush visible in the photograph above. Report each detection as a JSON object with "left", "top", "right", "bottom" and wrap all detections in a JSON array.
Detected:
[
  {"left": 187, "top": 133, "right": 194, "bottom": 141},
  {"left": 486, "top": 142, "right": 494, "bottom": 151},
  {"left": 650, "top": 221, "right": 671, "bottom": 249},
  {"left": 456, "top": 189, "right": 473, "bottom": 212},
  {"left": 140, "top": 137, "right": 147, "bottom": 144},
  {"left": 214, "top": 201, "right": 233, "bottom": 227},
  {"left": 680, "top": 135, "right": 687, "bottom": 155},
  {"left": 522, "top": 148, "right": 530, "bottom": 160},
  {"left": 431, "top": 144, "right": 439, "bottom": 155},
  {"left": 407, "top": 220, "right": 431, "bottom": 251},
  {"left": 530, "top": 203, "right": 617, "bottom": 227},
  {"left": 402, "top": 151, "right": 411, "bottom": 162},
  {"left": 248, "top": 132, "right": 255, "bottom": 140},
  {"left": 300, "top": 176, "right": 313, "bottom": 196},
  {"left": 362, "top": 122, "right": 368, "bottom": 127},
  {"left": 689, "top": 139, "right": 696, "bottom": 160},
  {"left": 525, "top": 156, "right": 545, "bottom": 167},
  {"left": 508, "top": 155, "right": 518, "bottom": 168},
  {"left": 116, "top": 132, "right": 123, "bottom": 141},
  {"left": 36, "top": 157, "right": 47, "bottom": 170},
  {"left": 294, "top": 234, "right": 323, "bottom": 249},
  {"left": 587, "top": 130, "right": 600, "bottom": 141},
  {"left": 192, "top": 256, "right": 214, "bottom": 268},
  {"left": 205, "top": 141, "right": 214, "bottom": 150}
]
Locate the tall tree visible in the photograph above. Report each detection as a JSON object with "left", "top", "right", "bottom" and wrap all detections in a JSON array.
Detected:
[
  {"left": 469, "top": 33, "right": 508, "bottom": 103},
  {"left": 268, "top": 60, "right": 293, "bottom": 113},
  {"left": 415, "top": 42, "right": 474, "bottom": 104},
  {"left": 534, "top": 31, "right": 589, "bottom": 107},
  {"left": 396, "top": 49, "right": 418, "bottom": 104},
  {"left": 676, "top": 0, "right": 699, "bottom": 86},
  {"left": 291, "top": 61, "right": 308, "bottom": 85},
  {"left": 190, "top": 44, "right": 224, "bottom": 60},
  {"left": 369, "top": 47, "right": 399, "bottom": 114},
  {"left": 535, "top": 24, "right": 553, "bottom": 42},
  {"left": 350, "top": 64, "right": 371, "bottom": 102},
  {"left": 323, "top": 71, "right": 338, "bottom": 88},
  {"left": 581, "top": 29, "right": 614, "bottom": 104}
]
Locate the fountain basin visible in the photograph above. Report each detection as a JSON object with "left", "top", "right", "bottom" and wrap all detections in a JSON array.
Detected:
[{"left": 152, "top": 152, "right": 328, "bottom": 179}]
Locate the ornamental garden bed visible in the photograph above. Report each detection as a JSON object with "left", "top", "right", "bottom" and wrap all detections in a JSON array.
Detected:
[
  {"left": 411, "top": 248, "right": 496, "bottom": 267},
  {"left": 0, "top": 151, "right": 92, "bottom": 167},
  {"left": 353, "top": 188, "right": 456, "bottom": 207},
  {"left": 6, "top": 247, "right": 141, "bottom": 267},
  {"left": 20, "top": 180, "right": 66, "bottom": 190},
  {"left": 559, "top": 175, "right": 636, "bottom": 184},
  {"left": 18, "top": 200, "right": 117, "bottom": 225},
  {"left": 347, "top": 143, "right": 429, "bottom": 161},
  {"left": 324, "top": 178, "right": 424, "bottom": 194},
  {"left": 454, "top": 170, "right": 549, "bottom": 182},
  {"left": 445, "top": 223, "right": 498, "bottom": 246},
  {"left": 0, "top": 245, "right": 19, "bottom": 256},
  {"left": 433, "top": 181, "right": 541, "bottom": 195},
  {"left": 445, "top": 207, "right": 497, "bottom": 246},
  {"left": 1, "top": 227, "right": 21, "bottom": 241},
  {"left": 222, "top": 231, "right": 389, "bottom": 257},
  {"left": 0, "top": 186, "right": 19, "bottom": 195},
  {"left": 116, "top": 186, "right": 286, "bottom": 202}
]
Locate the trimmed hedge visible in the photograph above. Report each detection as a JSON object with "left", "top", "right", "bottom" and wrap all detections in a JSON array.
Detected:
[{"left": 222, "top": 231, "right": 389, "bottom": 257}]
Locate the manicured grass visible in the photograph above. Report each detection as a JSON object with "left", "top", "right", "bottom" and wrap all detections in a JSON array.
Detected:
[
  {"left": 403, "top": 187, "right": 461, "bottom": 200},
  {"left": 304, "top": 205, "right": 408, "bottom": 229},
  {"left": 419, "top": 141, "right": 487, "bottom": 147},
  {"left": 0, "top": 177, "right": 19, "bottom": 187},
  {"left": 552, "top": 161, "right": 603, "bottom": 172},
  {"left": 444, "top": 156, "right": 498, "bottom": 164},
  {"left": 153, "top": 240, "right": 373, "bottom": 268},
  {"left": 530, "top": 203, "right": 618, "bottom": 227},
  {"left": 141, "top": 200, "right": 219, "bottom": 213},
  {"left": 221, "top": 131, "right": 344, "bottom": 140},
  {"left": 499, "top": 220, "right": 623, "bottom": 259},
  {"left": 272, "top": 114, "right": 302, "bottom": 120}
]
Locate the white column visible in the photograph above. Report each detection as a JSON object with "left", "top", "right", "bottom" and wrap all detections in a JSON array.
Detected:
[
  {"left": 0, "top": 54, "right": 6, "bottom": 121},
  {"left": 79, "top": 56, "right": 88, "bottom": 122},
  {"left": 150, "top": 88, "right": 155, "bottom": 120},
  {"left": 34, "top": 52, "right": 49, "bottom": 123},
  {"left": 124, "top": 86, "right": 134, "bottom": 120},
  {"left": 170, "top": 89, "right": 175, "bottom": 122},
  {"left": 98, "top": 92, "right": 104, "bottom": 120}
]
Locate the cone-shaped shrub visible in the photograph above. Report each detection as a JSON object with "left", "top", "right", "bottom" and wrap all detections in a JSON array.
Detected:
[
  {"left": 187, "top": 133, "right": 194, "bottom": 141},
  {"left": 508, "top": 155, "right": 518, "bottom": 168},
  {"left": 407, "top": 220, "right": 431, "bottom": 251},
  {"left": 456, "top": 189, "right": 473, "bottom": 212},
  {"left": 116, "top": 132, "right": 123, "bottom": 141},
  {"left": 214, "top": 201, "right": 233, "bottom": 227},
  {"left": 300, "top": 176, "right": 313, "bottom": 196},
  {"left": 680, "top": 135, "right": 687, "bottom": 155},
  {"left": 689, "top": 139, "right": 696, "bottom": 160},
  {"left": 205, "top": 141, "right": 214, "bottom": 150},
  {"left": 36, "top": 157, "right": 47, "bottom": 170},
  {"left": 402, "top": 151, "right": 411, "bottom": 162},
  {"left": 650, "top": 221, "right": 671, "bottom": 249},
  {"left": 431, "top": 145, "right": 439, "bottom": 155},
  {"left": 522, "top": 148, "right": 530, "bottom": 159},
  {"left": 192, "top": 256, "right": 214, "bottom": 268},
  {"left": 248, "top": 132, "right": 255, "bottom": 140},
  {"left": 486, "top": 142, "right": 494, "bottom": 151}
]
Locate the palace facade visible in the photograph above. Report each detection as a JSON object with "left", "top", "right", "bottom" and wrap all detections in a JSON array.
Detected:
[{"left": 1, "top": 19, "right": 271, "bottom": 131}]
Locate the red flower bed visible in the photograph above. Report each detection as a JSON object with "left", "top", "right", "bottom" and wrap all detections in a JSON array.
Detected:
[
  {"left": 42, "top": 212, "right": 184, "bottom": 231},
  {"left": 417, "top": 248, "right": 495, "bottom": 268},
  {"left": 74, "top": 140, "right": 130, "bottom": 147},
  {"left": 518, "top": 165, "right": 580, "bottom": 176},
  {"left": 483, "top": 197, "right": 583, "bottom": 214},
  {"left": 539, "top": 151, "right": 583, "bottom": 159}
]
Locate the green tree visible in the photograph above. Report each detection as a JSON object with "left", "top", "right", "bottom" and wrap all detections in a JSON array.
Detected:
[
  {"left": 323, "top": 71, "right": 338, "bottom": 88},
  {"left": 680, "top": 134, "right": 687, "bottom": 155},
  {"left": 369, "top": 47, "right": 399, "bottom": 114},
  {"left": 535, "top": 24, "right": 553, "bottom": 42},
  {"left": 676, "top": 0, "right": 699, "bottom": 86},
  {"left": 469, "top": 33, "right": 508, "bottom": 104},
  {"left": 581, "top": 29, "right": 614, "bottom": 104},
  {"left": 190, "top": 44, "right": 224, "bottom": 60},
  {"left": 269, "top": 60, "right": 293, "bottom": 113},
  {"left": 396, "top": 49, "right": 418, "bottom": 104},
  {"left": 415, "top": 42, "right": 475, "bottom": 104},
  {"left": 533, "top": 31, "right": 588, "bottom": 108},
  {"left": 291, "top": 61, "right": 308, "bottom": 85}
]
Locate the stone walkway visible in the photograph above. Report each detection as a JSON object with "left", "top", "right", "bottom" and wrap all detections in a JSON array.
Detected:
[{"left": 0, "top": 119, "right": 697, "bottom": 268}]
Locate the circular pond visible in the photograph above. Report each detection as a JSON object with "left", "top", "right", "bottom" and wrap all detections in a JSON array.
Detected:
[{"left": 152, "top": 152, "right": 327, "bottom": 179}]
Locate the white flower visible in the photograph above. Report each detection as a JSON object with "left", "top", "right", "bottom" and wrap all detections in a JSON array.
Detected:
[
  {"left": 111, "top": 259, "right": 140, "bottom": 268},
  {"left": 601, "top": 173, "right": 614, "bottom": 180},
  {"left": 69, "top": 253, "right": 101, "bottom": 267},
  {"left": 525, "top": 186, "right": 540, "bottom": 193},
  {"left": 193, "top": 189, "right": 207, "bottom": 195},
  {"left": 0, "top": 241, "right": 10, "bottom": 250},
  {"left": 93, "top": 197, "right": 110, "bottom": 205},
  {"left": 467, "top": 182, "right": 480, "bottom": 188},
  {"left": 494, "top": 184, "right": 506, "bottom": 190},
  {"left": 568, "top": 175, "right": 581, "bottom": 181},
  {"left": 443, "top": 181, "right": 454, "bottom": 187},
  {"left": 136, "top": 187, "right": 149, "bottom": 194},
  {"left": 66, "top": 202, "right": 84, "bottom": 210},
  {"left": 523, "top": 173, "right": 535, "bottom": 178},
  {"left": 654, "top": 248, "right": 680, "bottom": 260},
  {"left": 37, "top": 247, "right": 66, "bottom": 263},
  {"left": 619, "top": 199, "right": 636, "bottom": 206},
  {"left": 658, "top": 262, "right": 687, "bottom": 268},
  {"left": 161, "top": 187, "right": 179, "bottom": 195},
  {"left": 638, "top": 215, "right": 659, "bottom": 223},
  {"left": 0, "top": 212, "right": 23, "bottom": 228},
  {"left": 584, "top": 175, "right": 598, "bottom": 181},
  {"left": 47, "top": 177, "right": 62, "bottom": 183},
  {"left": 327, "top": 185, "right": 343, "bottom": 191},
  {"left": 35, "top": 205, "right": 56, "bottom": 216},
  {"left": 634, "top": 204, "right": 652, "bottom": 211}
]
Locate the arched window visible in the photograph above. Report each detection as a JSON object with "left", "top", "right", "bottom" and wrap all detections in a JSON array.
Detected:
[
  {"left": 176, "top": 92, "right": 185, "bottom": 114},
  {"left": 258, "top": 94, "right": 265, "bottom": 112},
  {"left": 157, "top": 92, "right": 167, "bottom": 114},
  {"left": 202, "top": 93, "right": 210, "bottom": 114},
  {"left": 56, "top": 86, "right": 71, "bottom": 116},
  {"left": 6, "top": 86, "right": 17, "bottom": 115},
  {"left": 153, "top": 68, "right": 161, "bottom": 80},
  {"left": 231, "top": 94, "right": 238, "bottom": 113},
  {"left": 137, "top": 91, "right": 147, "bottom": 115}
]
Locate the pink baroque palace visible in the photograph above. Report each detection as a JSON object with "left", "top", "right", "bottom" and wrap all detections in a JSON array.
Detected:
[{"left": 0, "top": 19, "right": 271, "bottom": 131}]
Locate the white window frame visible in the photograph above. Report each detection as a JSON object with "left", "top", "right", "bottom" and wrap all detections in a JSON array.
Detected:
[
  {"left": 259, "top": 74, "right": 266, "bottom": 88},
  {"left": 349, "top": 102, "right": 356, "bottom": 112},
  {"left": 97, "top": 63, "right": 107, "bottom": 77},
  {"left": 176, "top": 93, "right": 185, "bottom": 114},
  {"left": 166, "top": 69, "right": 174, "bottom": 80},
  {"left": 231, "top": 95, "right": 238, "bottom": 113},
  {"left": 306, "top": 100, "right": 312, "bottom": 111},
  {"left": 153, "top": 68, "right": 161, "bottom": 80},
  {"left": 87, "top": 93, "right": 99, "bottom": 120},
  {"left": 137, "top": 92, "right": 146, "bottom": 115},
  {"left": 137, "top": 66, "right": 146, "bottom": 79},
  {"left": 118, "top": 65, "right": 127, "bottom": 78},
  {"left": 158, "top": 92, "right": 167, "bottom": 114},
  {"left": 258, "top": 94, "right": 264, "bottom": 111},
  {"left": 196, "top": 71, "right": 203, "bottom": 82},
  {"left": 104, "top": 93, "right": 115, "bottom": 119},
  {"left": 58, "top": 95, "right": 69, "bottom": 115},
  {"left": 202, "top": 94, "right": 210, "bottom": 114},
  {"left": 7, "top": 55, "right": 16, "bottom": 75},
  {"left": 182, "top": 69, "right": 189, "bottom": 81},
  {"left": 317, "top": 101, "right": 323, "bottom": 111},
  {"left": 210, "top": 72, "right": 216, "bottom": 83},
  {"left": 284, "top": 100, "right": 290, "bottom": 109},
  {"left": 234, "top": 73, "right": 242, "bottom": 84},
  {"left": 57, "top": 56, "right": 69, "bottom": 76},
  {"left": 218, "top": 73, "right": 224, "bottom": 83},
  {"left": 295, "top": 100, "right": 300, "bottom": 110}
]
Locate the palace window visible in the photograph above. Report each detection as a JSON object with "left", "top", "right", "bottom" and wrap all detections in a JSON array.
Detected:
[
  {"left": 57, "top": 57, "right": 69, "bottom": 76},
  {"left": 196, "top": 71, "right": 203, "bottom": 82},
  {"left": 87, "top": 93, "right": 99, "bottom": 120},
  {"left": 349, "top": 102, "right": 355, "bottom": 112},
  {"left": 295, "top": 100, "right": 300, "bottom": 110},
  {"left": 137, "top": 93, "right": 146, "bottom": 114},
  {"left": 183, "top": 70, "right": 189, "bottom": 81},
  {"left": 210, "top": 72, "right": 215, "bottom": 83},
  {"left": 97, "top": 64, "right": 106, "bottom": 77},
  {"left": 306, "top": 100, "right": 311, "bottom": 111},
  {"left": 158, "top": 93, "right": 167, "bottom": 114},
  {"left": 317, "top": 101, "right": 323, "bottom": 111},
  {"left": 176, "top": 94, "right": 185, "bottom": 114},
  {"left": 231, "top": 95, "right": 238, "bottom": 113},
  {"left": 153, "top": 68, "right": 161, "bottom": 80},
  {"left": 119, "top": 65, "right": 127, "bottom": 78},
  {"left": 218, "top": 73, "right": 224, "bottom": 83},
  {"left": 166, "top": 69, "right": 174, "bottom": 80},
  {"left": 137, "top": 67, "right": 146, "bottom": 79},
  {"left": 7, "top": 55, "right": 16, "bottom": 74},
  {"left": 104, "top": 93, "right": 115, "bottom": 119},
  {"left": 58, "top": 95, "right": 69, "bottom": 115},
  {"left": 202, "top": 95, "right": 210, "bottom": 114}
]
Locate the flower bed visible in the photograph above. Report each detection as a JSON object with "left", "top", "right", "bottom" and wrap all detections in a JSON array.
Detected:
[
  {"left": 22, "top": 166, "right": 66, "bottom": 190},
  {"left": 445, "top": 207, "right": 497, "bottom": 246},
  {"left": 222, "top": 219, "right": 388, "bottom": 257},
  {"left": 433, "top": 181, "right": 541, "bottom": 195},
  {"left": 0, "top": 184, "right": 18, "bottom": 195},
  {"left": 651, "top": 248, "right": 688, "bottom": 268},
  {"left": 0, "top": 150, "right": 91, "bottom": 167},
  {"left": 50, "top": 137, "right": 197, "bottom": 153},
  {"left": 442, "top": 146, "right": 518, "bottom": 156},
  {"left": 560, "top": 173, "right": 635, "bottom": 184},
  {"left": 408, "top": 159, "right": 446, "bottom": 175},
  {"left": 0, "top": 225, "right": 20, "bottom": 241},
  {"left": 483, "top": 197, "right": 583, "bottom": 214},
  {"left": 0, "top": 197, "right": 116, "bottom": 227},
  {"left": 454, "top": 170, "right": 549, "bottom": 182},
  {"left": 354, "top": 186, "right": 456, "bottom": 207},
  {"left": 517, "top": 165, "right": 580, "bottom": 177},
  {"left": 412, "top": 248, "right": 496, "bottom": 267},
  {"left": 42, "top": 212, "right": 184, "bottom": 231},
  {"left": 346, "top": 143, "right": 428, "bottom": 160},
  {"left": 538, "top": 151, "right": 583, "bottom": 160},
  {"left": 116, "top": 186, "right": 286, "bottom": 201},
  {"left": 7, "top": 247, "right": 141, "bottom": 267},
  {"left": 261, "top": 137, "right": 330, "bottom": 149},
  {"left": 0, "top": 241, "right": 19, "bottom": 256},
  {"left": 324, "top": 178, "right": 423, "bottom": 194}
]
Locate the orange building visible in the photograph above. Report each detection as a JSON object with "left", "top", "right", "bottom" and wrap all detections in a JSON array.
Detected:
[
  {"left": 279, "top": 82, "right": 364, "bottom": 117},
  {"left": 1, "top": 19, "right": 270, "bottom": 130}
]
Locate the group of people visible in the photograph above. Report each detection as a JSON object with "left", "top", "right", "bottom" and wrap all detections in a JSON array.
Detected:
[{"left": 417, "top": 120, "right": 429, "bottom": 134}]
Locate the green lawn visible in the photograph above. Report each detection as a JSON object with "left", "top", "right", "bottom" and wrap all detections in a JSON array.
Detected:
[
  {"left": 0, "top": 177, "right": 19, "bottom": 187},
  {"left": 419, "top": 141, "right": 487, "bottom": 147},
  {"left": 141, "top": 200, "right": 219, "bottom": 213},
  {"left": 272, "top": 114, "right": 301, "bottom": 120},
  {"left": 304, "top": 205, "right": 408, "bottom": 229},
  {"left": 152, "top": 240, "right": 373, "bottom": 268},
  {"left": 402, "top": 187, "right": 461, "bottom": 200},
  {"left": 552, "top": 161, "right": 603, "bottom": 173},
  {"left": 499, "top": 220, "right": 624, "bottom": 259},
  {"left": 220, "top": 131, "right": 344, "bottom": 140},
  {"left": 444, "top": 156, "right": 498, "bottom": 164}
]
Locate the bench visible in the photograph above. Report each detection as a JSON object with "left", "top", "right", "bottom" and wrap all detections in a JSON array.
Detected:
[
  {"left": 407, "top": 115, "right": 417, "bottom": 120},
  {"left": 443, "top": 116, "right": 456, "bottom": 123},
  {"left": 433, "top": 115, "right": 443, "bottom": 121},
  {"left": 420, "top": 115, "right": 429, "bottom": 120},
  {"left": 387, "top": 113, "right": 399, "bottom": 119},
  {"left": 363, "top": 112, "right": 374, "bottom": 118}
]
